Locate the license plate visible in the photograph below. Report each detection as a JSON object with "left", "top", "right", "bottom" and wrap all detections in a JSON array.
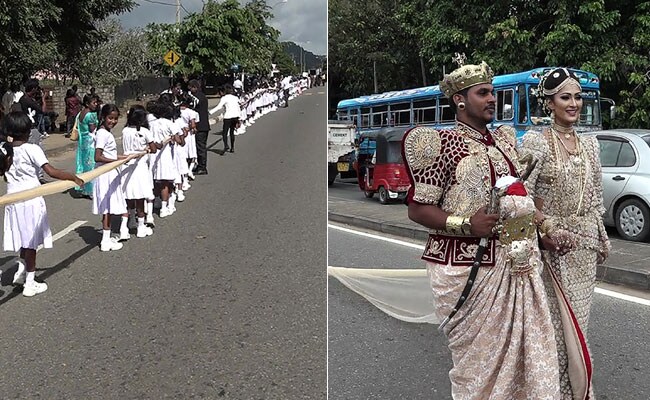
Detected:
[{"left": 337, "top": 162, "right": 349, "bottom": 172}]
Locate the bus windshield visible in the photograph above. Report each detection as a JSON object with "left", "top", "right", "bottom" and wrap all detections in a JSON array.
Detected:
[{"left": 528, "top": 86, "right": 600, "bottom": 127}]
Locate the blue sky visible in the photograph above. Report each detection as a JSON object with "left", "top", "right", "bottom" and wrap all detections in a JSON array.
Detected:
[{"left": 119, "top": 0, "right": 327, "bottom": 55}]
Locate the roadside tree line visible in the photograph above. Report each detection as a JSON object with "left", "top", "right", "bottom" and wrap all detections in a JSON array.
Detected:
[
  {"left": 328, "top": 0, "right": 650, "bottom": 128},
  {"left": 0, "top": 0, "right": 297, "bottom": 89}
]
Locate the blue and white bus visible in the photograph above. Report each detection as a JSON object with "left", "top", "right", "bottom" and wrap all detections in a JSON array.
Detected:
[{"left": 336, "top": 67, "right": 611, "bottom": 141}]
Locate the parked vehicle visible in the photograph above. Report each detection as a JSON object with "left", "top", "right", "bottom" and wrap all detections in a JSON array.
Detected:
[
  {"left": 353, "top": 127, "right": 411, "bottom": 204},
  {"left": 327, "top": 120, "right": 357, "bottom": 185},
  {"left": 336, "top": 67, "right": 615, "bottom": 139},
  {"left": 585, "top": 129, "right": 650, "bottom": 241}
]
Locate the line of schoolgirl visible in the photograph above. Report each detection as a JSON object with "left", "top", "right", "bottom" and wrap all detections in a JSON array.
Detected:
[
  {"left": 0, "top": 93, "right": 199, "bottom": 297},
  {"left": 0, "top": 79, "right": 308, "bottom": 298}
]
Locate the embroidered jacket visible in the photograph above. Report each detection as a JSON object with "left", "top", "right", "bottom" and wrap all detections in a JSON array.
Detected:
[{"left": 402, "top": 122, "right": 520, "bottom": 266}]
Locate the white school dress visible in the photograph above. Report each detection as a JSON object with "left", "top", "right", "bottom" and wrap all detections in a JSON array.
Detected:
[
  {"left": 3, "top": 143, "right": 53, "bottom": 251},
  {"left": 181, "top": 108, "right": 198, "bottom": 159},
  {"left": 121, "top": 126, "right": 154, "bottom": 200},
  {"left": 150, "top": 118, "right": 178, "bottom": 181},
  {"left": 92, "top": 128, "right": 127, "bottom": 215},
  {"left": 173, "top": 118, "right": 189, "bottom": 178}
]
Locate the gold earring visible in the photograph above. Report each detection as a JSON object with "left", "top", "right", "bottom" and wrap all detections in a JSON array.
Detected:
[{"left": 458, "top": 102, "right": 465, "bottom": 110}]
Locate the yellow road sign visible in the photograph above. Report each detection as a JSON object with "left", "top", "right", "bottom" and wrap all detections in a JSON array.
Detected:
[{"left": 163, "top": 50, "right": 181, "bottom": 67}]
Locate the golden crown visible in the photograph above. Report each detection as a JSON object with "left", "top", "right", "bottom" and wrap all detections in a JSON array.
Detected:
[{"left": 439, "top": 61, "right": 495, "bottom": 98}]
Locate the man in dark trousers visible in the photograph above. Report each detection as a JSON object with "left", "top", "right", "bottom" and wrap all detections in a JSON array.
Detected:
[
  {"left": 18, "top": 79, "right": 44, "bottom": 148},
  {"left": 188, "top": 79, "right": 209, "bottom": 175}
]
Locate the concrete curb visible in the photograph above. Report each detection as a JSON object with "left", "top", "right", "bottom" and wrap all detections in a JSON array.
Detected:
[{"left": 329, "top": 211, "right": 650, "bottom": 292}]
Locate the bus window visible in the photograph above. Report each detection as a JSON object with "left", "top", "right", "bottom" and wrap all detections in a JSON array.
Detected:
[
  {"left": 518, "top": 85, "right": 527, "bottom": 124},
  {"left": 360, "top": 107, "right": 370, "bottom": 128},
  {"left": 496, "top": 89, "right": 514, "bottom": 121},
  {"left": 438, "top": 97, "right": 455, "bottom": 123},
  {"left": 372, "top": 105, "right": 388, "bottom": 127},
  {"left": 391, "top": 102, "right": 411, "bottom": 126},
  {"left": 413, "top": 99, "right": 436, "bottom": 124},
  {"left": 580, "top": 90, "right": 600, "bottom": 126}
]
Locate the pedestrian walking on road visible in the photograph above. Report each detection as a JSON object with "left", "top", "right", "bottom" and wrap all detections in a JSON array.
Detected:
[
  {"left": 75, "top": 94, "right": 100, "bottom": 198},
  {"left": 209, "top": 84, "right": 240, "bottom": 153},
  {"left": 188, "top": 79, "right": 209, "bottom": 175},
  {"left": 402, "top": 61, "right": 562, "bottom": 399},
  {"left": 518, "top": 67, "right": 610, "bottom": 400},
  {"left": 92, "top": 104, "right": 128, "bottom": 252},
  {"left": 2, "top": 111, "right": 84, "bottom": 296}
]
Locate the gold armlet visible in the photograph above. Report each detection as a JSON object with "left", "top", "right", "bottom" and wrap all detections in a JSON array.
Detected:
[{"left": 446, "top": 216, "right": 471, "bottom": 235}]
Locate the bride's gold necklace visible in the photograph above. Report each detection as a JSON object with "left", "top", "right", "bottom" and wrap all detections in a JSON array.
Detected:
[{"left": 551, "top": 121, "right": 575, "bottom": 140}]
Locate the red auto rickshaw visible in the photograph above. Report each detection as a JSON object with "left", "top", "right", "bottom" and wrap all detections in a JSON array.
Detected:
[{"left": 353, "top": 127, "right": 411, "bottom": 204}]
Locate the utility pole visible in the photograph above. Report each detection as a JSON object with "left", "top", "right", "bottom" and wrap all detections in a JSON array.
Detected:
[{"left": 176, "top": 0, "right": 181, "bottom": 24}]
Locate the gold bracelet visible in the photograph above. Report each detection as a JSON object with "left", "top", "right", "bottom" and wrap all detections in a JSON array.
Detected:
[
  {"left": 539, "top": 218, "right": 553, "bottom": 235},
  {"left": 461, "top": 217, "right": 472, "bottom": 235},
  {"left": 445, "top": 215, "right": 464, "bottom": 235}
]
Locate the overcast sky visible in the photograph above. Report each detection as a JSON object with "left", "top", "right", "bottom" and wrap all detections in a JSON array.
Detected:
[{"left": 119, "top": 0, "right": 327, "bottom": 55}]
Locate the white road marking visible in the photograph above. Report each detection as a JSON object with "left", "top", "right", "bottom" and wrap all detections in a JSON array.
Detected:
[
  {"left": 37, "top": 220, "right": 87, "bottom": 252},
  {"left": 594, "top": 287, "right": 650, "bottom": 306},
  {"left": 328, "top": 223, "right": 425, "bottom": 250},
  {"left": 328, "top": 223, "right": 650, "bottom": 306}
]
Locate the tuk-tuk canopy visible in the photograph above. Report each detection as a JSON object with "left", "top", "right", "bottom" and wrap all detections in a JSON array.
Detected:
[{"left": 358, "top": 127, "right": 410, "bottom": 143}]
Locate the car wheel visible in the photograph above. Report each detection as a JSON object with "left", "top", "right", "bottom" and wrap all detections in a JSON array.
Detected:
[
  {"left": 615, "top": 198, "right": 650, "bottom": 241},
  {"left": 378, "top": 186, "right": 389, "bottom": 204},
  {"left": 364, "top": 191, "right": 374, "bottom": 198}
]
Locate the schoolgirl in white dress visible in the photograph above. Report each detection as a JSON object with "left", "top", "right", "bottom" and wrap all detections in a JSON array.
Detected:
[
  {"left": 121, "top": 105, "right": 156, "bottom": 238},
  {"left": 93, "top": 104, "right": 128, "bottom": 251},
  {"left": 2, "top": 111, "right": 84, "bottom": 296},
  {"left": 149, "top": 101, "right": 180, "bottom": 218},
  {"left": 179, "top": 96, "right": 199, "bottom": 179}
]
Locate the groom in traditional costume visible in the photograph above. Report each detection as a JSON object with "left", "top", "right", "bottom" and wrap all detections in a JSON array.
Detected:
[{"left": 401, "top": 60, "right": 563, "bottom": 399}]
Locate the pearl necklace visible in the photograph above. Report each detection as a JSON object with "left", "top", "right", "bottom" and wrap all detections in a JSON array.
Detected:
[{"left": 551, "top": 121, "right": 575, "bottom": 139}]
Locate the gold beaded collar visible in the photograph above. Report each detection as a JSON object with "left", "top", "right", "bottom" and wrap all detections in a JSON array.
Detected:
[
  {"left": 456, "top": 121, "right": 493, "bottom": 145},
  {"left": 551, "top": 121, "right": 575, "bottom": 139}
]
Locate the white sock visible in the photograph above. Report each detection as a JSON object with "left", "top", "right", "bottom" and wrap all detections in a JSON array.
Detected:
[
  {"left": 169, "top": 195, "right": 176, "bottom": 208},
  {"left": 146, "top": 201, "right": 153, "bottom": 216},
  {"left": 102, "top": 229, "right": 111, "bottom": 242},
  {"left": 162, "top": 200, "right": 168, "bottom": 209},
  {"left": 26, "top": 271, "right": 35, "bottom": 285},
  {"left": 121, "top": 216, "right": 128, "bottom": 232},
  {"left": 137, "top": 217, "right": 145, "bottom": 228},
  {"left": 16, "top": 259, "right": 26, "bottom": 274}
]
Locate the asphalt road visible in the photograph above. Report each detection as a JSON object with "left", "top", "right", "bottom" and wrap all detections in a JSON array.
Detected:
[
  {"left": 0, "top": 88, "right": 327, "bottom": 399},
  {"left": 328, "top": 225, "right": 650, "bottom": 400}
]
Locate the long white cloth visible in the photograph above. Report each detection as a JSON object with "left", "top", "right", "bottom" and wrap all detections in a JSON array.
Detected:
[{"left": 327, "top": 266, "right": 439, "bottom": 324}]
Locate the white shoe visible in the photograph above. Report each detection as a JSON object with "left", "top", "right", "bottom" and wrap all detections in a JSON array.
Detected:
[
  {"left": 177, "top": 190, "right": 185, "bottom": 202},
  {"left": 169, "top": 205, "right": 177, "bottom": 213},
  {"left": 146, "top": 215, "right": 155, "bottom": 227},
  {"left": 136, "top": 226, "right": 154, "bottom": 238},
  {"left": 188, "top": 171, "right": 195, "bottom": 180},
  {"left": 182, "top": 182, "right": 191, "bottom": 191},
  {"left": 159, "top": 207, "right": 172, "bottom": 218},
  {"left": 119, "top": 229, "right": 131, "bottom": 241},
  {"left": 100, "top": 237, "right": 123, "bottom": 252},
  {"left": 23, "top": 281, "right": 47, "bottom": 297}
]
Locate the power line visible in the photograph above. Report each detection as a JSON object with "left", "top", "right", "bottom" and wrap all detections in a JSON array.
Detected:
[{"left": 139, "top": 0, "right": 191, "bottom": 16}]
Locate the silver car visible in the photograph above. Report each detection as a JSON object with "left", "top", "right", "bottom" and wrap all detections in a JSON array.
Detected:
[{"left": 584, "top": 129, "right": 650, "bottom": 241}]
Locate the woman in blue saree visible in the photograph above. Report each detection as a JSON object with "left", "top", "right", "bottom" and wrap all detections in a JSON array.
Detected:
[{"left": 75, "top": 94, "right": 100, "bottom": 198}]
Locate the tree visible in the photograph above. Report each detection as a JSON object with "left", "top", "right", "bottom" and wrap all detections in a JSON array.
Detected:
[
  {"left": 0, "top": 0, "right": 135, "bottom": 87},
  {"left": 76, "top": 19, "right": 159, "bottom": 86}
]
